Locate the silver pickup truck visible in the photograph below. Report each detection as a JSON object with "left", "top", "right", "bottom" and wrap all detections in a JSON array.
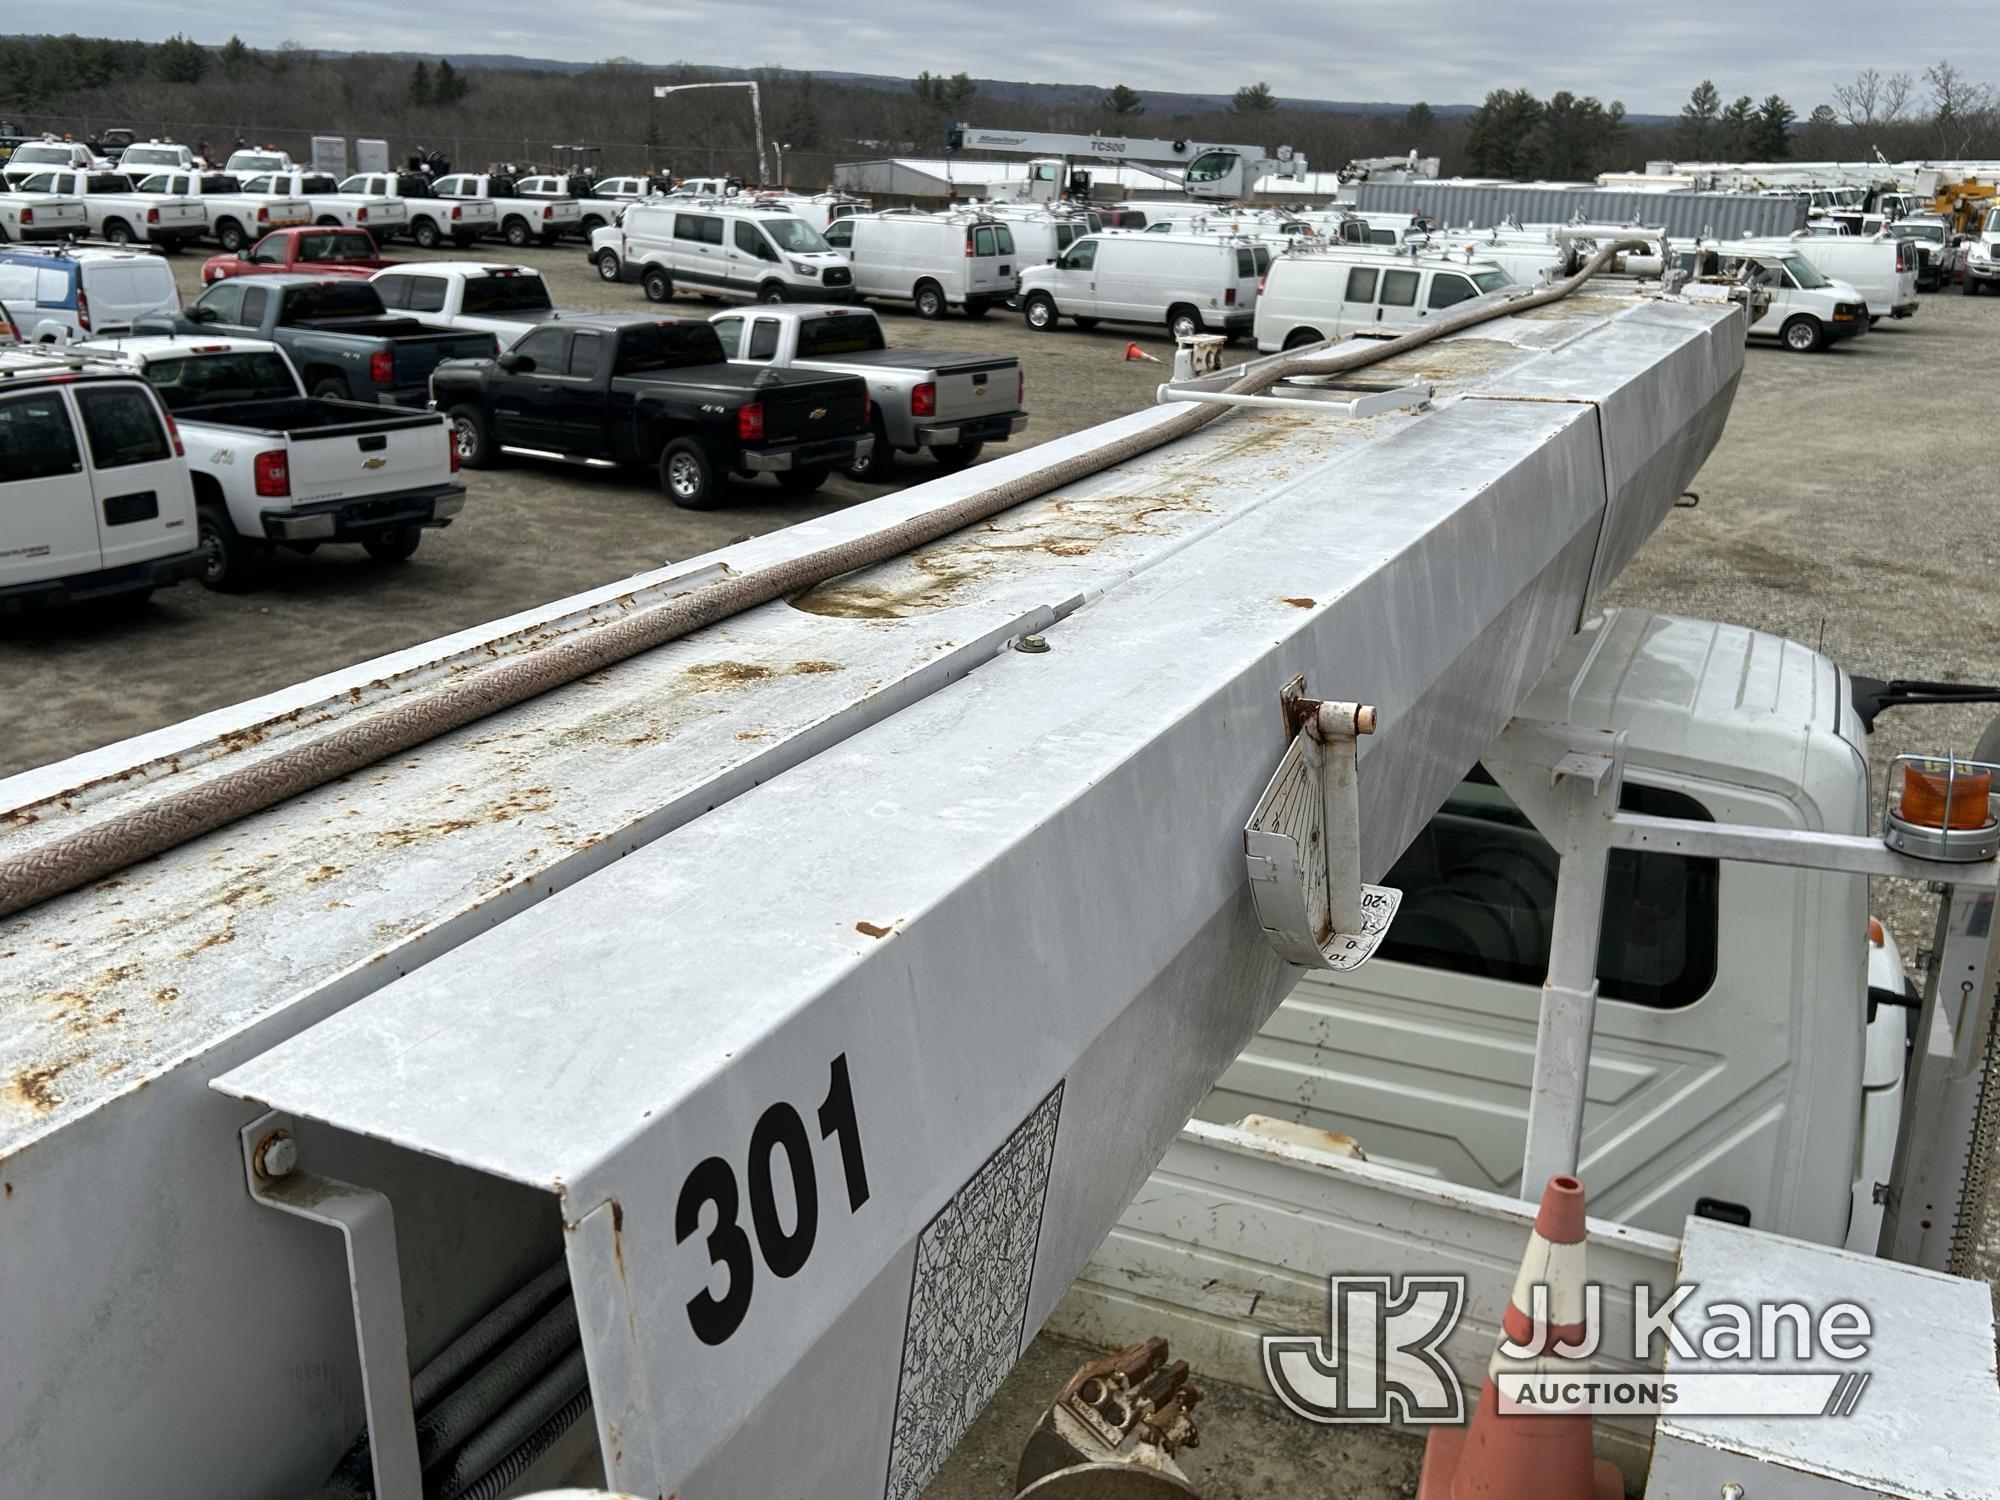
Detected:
[{"left": 707, "top": 303, "right": 1026, "bottom": 480}]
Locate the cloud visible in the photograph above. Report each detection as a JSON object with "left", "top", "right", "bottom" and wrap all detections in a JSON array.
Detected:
[{"left": 60, "top": 0, "right": 2000, "bottom": 114}]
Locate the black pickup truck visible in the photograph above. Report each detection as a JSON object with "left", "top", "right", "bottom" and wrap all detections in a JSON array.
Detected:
[
  {"left": 137, "top": 274, "right": 495, "bottom": 406},
  {"left": 430, "top": 314, "right": 873, "bottom": 509}
]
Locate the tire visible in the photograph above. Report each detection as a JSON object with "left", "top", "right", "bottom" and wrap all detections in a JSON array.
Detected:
[
  {"left": 1167, "top": 305, "right": 1203, "bottom": 341},
  {"left": 845, "top": 416, "right": 895, "bottom": 483},
  {"left": 448, "top": 404, "right": 497, "bottom": 469},
  {"left": 1071, "top": 316, "right": 1099, "bottom": 330},
  {"left": 309, "top": 376, "right": 349, "bottom": 400},
  {"left": 962, "top": 296, "right": 991, "bottom": 319},
  {"left": 196, "top": 502, "right": 262, "bottom": 592},
  {"left": 315, "top": 216, "right": 342, "bottom": 228},
  {"left": 216, "top": 219, "right": 246, "bottom": 252},
  {"left": 363, "top": 525, "right": 421, "bottom": 563},
  {"left": 1283, "top": 327, "right": 1326, "bottom": 350},
  {"left": 450, "top": 233, "right": 480, "bottom": 249},
  {"left": 596, "top": 250, "right": 622, "bottom": 282},
  {"left": 104, "top": 219, "right": 134, "bottom": 246},
  {"left": 659, "top": 436, "right": 719, "bottom": 509},
  {"left": 932, "top": 442, "right": 983, "bottom": 473},
  {"left": 502, "top": 217, "right": 532, "bottom": 248},
  {"left": 913, "top": 281, "right": 946, "bottom": 320},
  {"left": 756, "top": 281, "right": 789, "bottom": 305},
  {"left": 1780, "top": 315, "right": 1824, "bottom": 353},
  {"left": 1964, "top": 277, "right": 1981, "bottom": 296},
  {"left": 1024, "top": 293, "right": 1058, "bottom": 331},
  {"left": 642, "top": 266, "right": 672, "bottom": 302},
  {"left": 412, "top": 217, "right": 442, "bottom": 250},
  {"left": 776, "top": 463, "right": 831, "bottom": 494},
  {"left": 582, "top": 214, "right": 609, "bottom": 236},
  {"left": 539, "top": 232, "right": 563, "bottom": 247}
]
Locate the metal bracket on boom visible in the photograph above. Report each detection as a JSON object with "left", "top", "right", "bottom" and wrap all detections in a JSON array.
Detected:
[
  {"left": 237, "top": 1111, "right": 422, "bottom": 1500},
  {"left": 1244, "top": 678, "right": 1401, "bottom": 970}
]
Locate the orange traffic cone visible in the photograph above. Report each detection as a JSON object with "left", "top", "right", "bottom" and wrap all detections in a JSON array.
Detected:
[
  {"left": 1123, "top": 342, "right": 1162, "bottom": 364},
  {"left": 1417, "top": 1174, "right": 1623, "bottom": 1500}
]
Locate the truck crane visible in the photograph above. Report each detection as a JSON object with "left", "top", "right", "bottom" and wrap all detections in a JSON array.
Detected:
[
  {"left": 946, "top": 122, "right": 1307, "bottom": 202},
  {"left": 4, "top": 263, "right": 1999, "bottom": 1500}
]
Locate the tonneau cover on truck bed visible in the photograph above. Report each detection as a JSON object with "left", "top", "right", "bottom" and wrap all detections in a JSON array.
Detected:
[{"left": 805, "top": 347, "right": 1014, "bottom": 378}]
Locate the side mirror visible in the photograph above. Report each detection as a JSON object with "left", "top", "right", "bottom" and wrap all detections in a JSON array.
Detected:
[
  {"left": 235, "top": 251, "right": 252, "bottom": 261},
  {"left": 498, "top": 351, "right": 532, "bottom": 373},
  {"left": 187, "top": 306, "right": 217, "bottom": 324}
]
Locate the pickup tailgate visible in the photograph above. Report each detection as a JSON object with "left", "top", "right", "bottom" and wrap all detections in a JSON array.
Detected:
[
  {"left": 757, "top": 371, "right": 869, "bottom": 444},
  {"left": 386, "top": 327, "right": 498, "bottom": 389},
  {"left": 18, "top": 195, "right": 87, "bottom": 230},
  {"left": 283, "top": 402, "right": 454, "bottom": 502},
  {"left": 928, "top": 354, "right": 1019, "bottom": 421},
  {"left": 150, "top": 198, "right": 208, "bottom": 232}
]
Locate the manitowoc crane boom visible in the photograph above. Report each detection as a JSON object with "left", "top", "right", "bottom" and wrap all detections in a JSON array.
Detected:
[
  {"left": 948, "top": 122, "right": 1306, "bottom": 199},
  {"left": 5, "top": 266, "right": 1999, "bottom": 1500}
]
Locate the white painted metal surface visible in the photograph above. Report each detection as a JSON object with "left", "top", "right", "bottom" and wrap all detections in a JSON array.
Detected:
[{"left": 1, "top": 290, "right": 1743, "bottom": 1498}]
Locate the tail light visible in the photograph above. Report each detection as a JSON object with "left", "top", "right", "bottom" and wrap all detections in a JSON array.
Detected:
[
  {"left": 738, "top": 402, "right": 764, "bottom": 441},
  {"left": 1257, "top": 275, "right": 1267, "bottom": 295},
  {"left": 76, "top": 288, "right": 91, "bottom": 331},
  {"left": 964, "top": 233, "right": 975, "bottom": 257},
  {"left": 369, "top": 350, "right": 394, "bottom": 385},
  {"left": 253, "top": 450, "right": 290, "bottom": 496},
  {"left": 447, "top": 425, "right": 460, "bottom": 474},
  {"left": 451, "top": 206, "right": 462, "bottom": 221},
  {"left": 357, "top": 207, "right": 369, "bottom": 222},
  {"left": 1225, "top": 287, "right": 1237, "bottom": 305},
  {"left": 18, "top": 208, "right": 29, "bottom": 226},
  {"left": 543, "top": 206, "right": 554, "bottom": 220},
  {"left": 1018, "top": 369, "right": 1024, "bottom": 406},
  {"left": 256, "top": 206, "right": 269, "bottom": 221},
  {"left": 147, "top": 206, "right": 160, "bottom": 224},
  {"left": 910, "top": 381, "right": 936, "bottom": 417},
  {"left": 163, "top": 410, "right": 185, "bottom": 457}
]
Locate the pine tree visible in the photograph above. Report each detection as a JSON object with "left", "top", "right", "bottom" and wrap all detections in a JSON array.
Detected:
[
  {"left": 1748, "top": 95, "right": 1795, "bottom": 159},
  {"left": 781, "top": 73, "right": 823, "bottom": 150},
  {"left": 218, "top": 35, "right": 255, "bottom": 80},
  {"left": 152, "top": 33, "right": 209, "bottom": 85},
  {"left": 435, "top": 59, "right": 469, "bottom": 105},
  {"left": 1105, "top": 84, "right": 1145, "bottom": 118},
  {"left": 1679, "top": 80, "right": 1721, "bottom": 156},
  {"left": 1404, "top": 101, "right": 1435, "bottom": 140},
  {"left": 1231, "top": 82, "right": 1277, "bottom": 114},
  {"left": 409, "top": 60, "right": 433, "bottom": 108},
  {"left": 1720, "top": 95, "right": 1755, "bottom": 156},
  {"left": 1465, "top": 89, "right": 1545, "bottom": 177}
]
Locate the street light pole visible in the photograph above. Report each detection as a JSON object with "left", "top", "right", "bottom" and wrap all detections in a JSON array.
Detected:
[{"left": 652, "top": 81, "right": 768, "bottom": 184}]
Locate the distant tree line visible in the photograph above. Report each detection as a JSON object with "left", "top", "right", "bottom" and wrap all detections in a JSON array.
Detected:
[{"left": 0, "top": 33, "right": 1994, "bottom": 186}]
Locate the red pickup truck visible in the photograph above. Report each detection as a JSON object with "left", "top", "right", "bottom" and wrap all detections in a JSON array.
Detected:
[{"left": 201, "top": 226, "right": 401, "bottom": 285}]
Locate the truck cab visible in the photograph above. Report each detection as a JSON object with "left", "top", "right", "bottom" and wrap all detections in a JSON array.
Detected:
[
  {"left": 1208, "top": 608, "right": 1902, "bottom": 1251},
  {"left": 1961, "top": 206, "right": 2000, "bottom": 294}
]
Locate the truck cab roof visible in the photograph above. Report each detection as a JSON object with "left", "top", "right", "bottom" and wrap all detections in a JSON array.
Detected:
[{"left": 374, "top": 261, "right": 541, "bottom": 279}]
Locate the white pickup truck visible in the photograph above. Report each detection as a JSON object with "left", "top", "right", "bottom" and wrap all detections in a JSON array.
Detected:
[
  {"left": 368, "top": 261, "right": 590, "bottom": 350},
  {"left": 338, "top": 171, "right": 492, "bottom": 249},
  {"left": 431, "top": 172, "right": 584, "bottom": 246},
  {"left": 76, "top": 336, "right": 466, "bottom": 589},
  {"left": 10, "top": 168, "right": 206, "bottom": 251},
  {"left": 1, "top": 139, "right": 107, "bottom": 186},
  {"left": 237, "top": 170, "right": 406, "bottom": 241},
  {"left": 131, "top": 169, "right": 311, "bottom": 252},
  {"left": 707, "top": 302, "right": 1026, "bottom": 478},
  {"left": 0, "top": 176, "right": 88, "bottom": 242}
]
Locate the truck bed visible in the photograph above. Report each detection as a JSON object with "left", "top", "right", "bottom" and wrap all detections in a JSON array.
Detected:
[
  {"left": 178, "top": 396, "right": 446, "bottom": 436},
  {"left": 803, "top": 347, "right": 1015, "bottom": 379}
]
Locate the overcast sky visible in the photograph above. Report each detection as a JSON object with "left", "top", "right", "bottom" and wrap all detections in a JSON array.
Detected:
[{"left": 72, "top": 2, "right": 1996, "bottom": 116}]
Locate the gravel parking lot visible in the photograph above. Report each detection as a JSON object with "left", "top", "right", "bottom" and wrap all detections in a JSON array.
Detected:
[{"left": 7, "top": 239, "right": 1999, "bottom": 1497}]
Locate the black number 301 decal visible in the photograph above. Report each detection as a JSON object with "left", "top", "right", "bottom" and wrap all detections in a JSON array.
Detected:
[{"left": 673, "top": 1053, "right": 871, "bottom": 1345}]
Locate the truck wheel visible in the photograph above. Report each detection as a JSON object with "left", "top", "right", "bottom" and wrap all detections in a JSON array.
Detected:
[
  {"left": 913, "top": 281, "right": 946, "bottom": 320},
  {"left": 596, "top": 251, "right": 622, "bottom": 282},
  {"left": 412, "top": 218, "right": 442, "bottom": 249},
  {"left": 309, "top": 376, "right": 349, "bottom": 400},
  {"left": 1024, "top": 293, "right": 1058, "bottom": 331},
  {"left": 776, "top": 464, "right": 831, "bottom": 494},
  {"left": 450, "top": 233, "right": 480, "bottom": 249},
  {"left": 1780, "top": 315, "right": 1825, "bottom": 353},
  {"left": 932, "top": 442, "right": 983, "bottom": 472},
  {"left": 1167, "top": 305, "right": 1203, "bottom": 341},
  {"left": 845, "top": 416, "right": 895, "bottom": 483},
  {"left": 757, "top": 281, "right": 789, "bottom": 304},
  {"left": 216, "top": 219, "right": 247, "bottom": 252},
  {"left": 448, "top": 404, "right": 497, "bottom": 468},
  {"left": 642, "top": 267, "right": 673, "bottom": 302},
  {"left": 363, "top": 525, "right": 422, "bottom": 563},
  {"left": 315, "top": 216, "right": 342, "bottom": 228},
  {"left": 104, "top": 219, "right": 135, "bottom": 245},
  {"left": 503, "top": 217, "right": 532, "bottom": 248},
  {"left": 962, "top": 297, "right": 991, "bottom": 319},
  {"left": 582, "top": 214, "right": 609, "bottom": 235},
  {"left": 1071, "top": 316, "right": 1099, "bottom": 330},
  {"left": 197, "top": 502, "right": 262, "bottom": 593},
  {"left": 659, "top": 437, "right": 719, "bottom": 509},
  {"left": 1283, "top": 327, "right": 1326, "bottom": 350},
  {"left": 1964, "top": 277, "right": 1981, "bottom": 296}
]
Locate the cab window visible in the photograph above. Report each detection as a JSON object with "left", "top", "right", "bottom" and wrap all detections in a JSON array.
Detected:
[
  {"left": 677, "top": 213, "right": 723, "bottom": 244},
  {"left": 1379, "top": 774, "right": 1719, "bottom": 1010},
  {"left": 823, "top": 219, "right": 854, "bottom": 249},
  {"left": 402, "top": 277, "right": 448, "bottom": 314},
  {"left": 1059, "top": 240, "right": 1097, "bottom": 271},
  {"left": 0, "top": 390, "right": 80, "bottom": 482},
  {"left": 745, "top": 319, "right": 780, "bottom": 360},
  {"left": 734, "top": 221, "right": 777, "bottom": 261},
  {"left": 510, "top": 327, "right": 568, "bottom": 371},
  {"left": 1344, "top": 266, "right": 1379, "bottom": 303},
  {"left": 248, "top": 238, "right": 287, "bottom": 265},
  {"left": 74, "top": 386, "right": 171, "bottom": 470},
  {"left": 1237, "top": 248, "right": 1258, "bottom": 277},
  {"left": 710, "top": 317, "right": 743, "bottom": 358},
  {"left": 195, "top": 282, "right": 246, "bottom": 324},
  {"left": 1426, "top": 272, "right": 1477, "bottom": 309},
  {"left": 1379, "top": 268, "right": 1420, "bottom": 306},
  {"left": 238, "top": 286, "right": 270, "bottom": 325},
  {"left": 373, "top": 276, "right": 411, "bottom": 310},
  {"left": 568, "top": 332, "right": 605, "bottom": 379}
]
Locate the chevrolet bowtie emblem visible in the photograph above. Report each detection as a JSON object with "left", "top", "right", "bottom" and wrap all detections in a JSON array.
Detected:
[
  {"left": 362, "top": 456, "right": 387, "bottom": 469},
  {"left": 809, "top": 407, "right": 827, "bottom": 420}
]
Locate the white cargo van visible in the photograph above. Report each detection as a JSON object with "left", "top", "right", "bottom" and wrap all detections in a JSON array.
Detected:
[
  {"left": 1017, "top": 232, "right": 1259, "bottom": 339},
  {"left": 1677, "top": 242, "right": 1869, "bottom": 352},
  {"left": 1745, "top": 232, "right": 1917, "bottom": 322},
  {"left": 601, "top": 201, "right": 855, "bottom": 305},
  {"left": 0, "top": 245, "right": 182, "bottom": 343},
  {"left": 1253, "top": 248, "right": 1514, "bottom": 352},
  {"left": 820, "top": 211, "right": 1018, "bottom": 319},
  {"left": 0, "top": 350, "right": 201, "bottom": 611}
]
